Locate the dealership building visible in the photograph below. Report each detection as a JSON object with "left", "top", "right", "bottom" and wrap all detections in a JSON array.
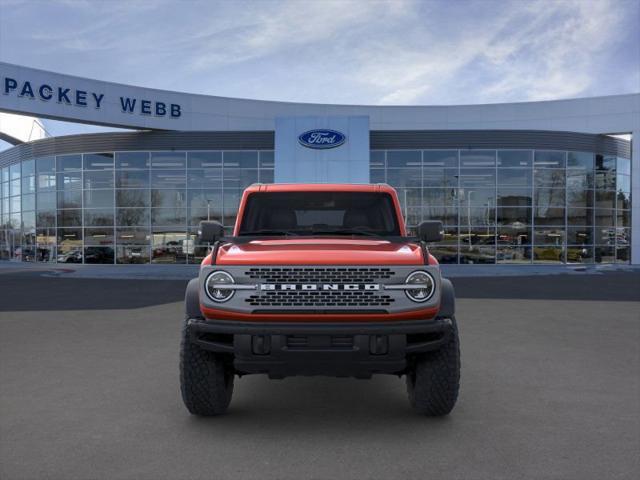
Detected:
[{"left": 0, "top": 62, "right": 638, "bottom": 265}]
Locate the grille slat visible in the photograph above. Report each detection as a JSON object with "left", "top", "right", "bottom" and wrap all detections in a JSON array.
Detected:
[{"left": 245, "top": 267, "right": 394, "bottom": 284}]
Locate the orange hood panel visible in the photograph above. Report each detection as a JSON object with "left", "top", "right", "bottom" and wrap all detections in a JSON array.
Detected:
[{"left": 215, "top": 238, "right": 424, "bottom": 265}]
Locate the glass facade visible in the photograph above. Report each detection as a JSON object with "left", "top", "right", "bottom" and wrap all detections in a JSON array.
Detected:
[
  {"left": 371, "top": 149, "right": 631, "bottom": 264},
  {"left": 0, "top": 148, "right": 632, "bottom": 265},
  {"left": 1, "top": 151, "right": 274, "bottom": 264}
]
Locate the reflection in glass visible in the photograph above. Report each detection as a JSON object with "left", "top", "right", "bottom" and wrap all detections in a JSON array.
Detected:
[
  {"left": 566, "top": 246, "right": 593, "bottom": 263},
  {"left": 84, "top": 247, "right": 114, "bottom": 264},
  {"left": 497, "top": 169, "right": 531, "bottom": 186},
  {"left": 460, "top": 151, "right": 495, "bottom": 167},
  {"left": 22, "top": 159, "right": 35, "bottom": 176},
  {"left": 458, "top": 169, "right": 495, "bottom": 187},
  {"left": 84, "top": 170, "right": 114, "bottom": 189},
  {"left": 497, "top": 207, "right": 531, "bottom": 225},
  {"left": 116, "top": 228, "right": 150, "bottom": 245},
  {"left": 116, "top": 245, "right": 150, "bottom": 264},
  {"left": 423, "top": 168, "right": 458, "bottom": 187},
  {"left": 83, "top": 153, "right": 114, "bottom": 170},
  {"left": 423, "top": 150, "right": 457, "bottom": 168},
  {"left": 423, "top": 206, "right": 457, "bottom": 225},
  {"left": 532, "top": 246, "right": 564, "bottom": 263},
  {"left": 567, "top": 208, "right": 593, "bottom": 226},
  {"left": 566, "top": 168, "right": 593, "bottom": 189},
  {"left": 423, "top": 188, "right": 457, "bottom": 206},
  {"left": 498, "top": 150, "right": 532, "bottom": 168},
  {"left": 117, "top": 189, "right": 150, "bottom": 208},
  {"left": 497, "top": 188, "right": 532, "bottom": 206},
  {"left": 21, "top": 175, "right": 36, "bottom": 194},
  {"left": 151, "top": 189, "right": 186, "bottom": 208},
  {"left": 116, "top": 152, "right": 149, "bottom": 169},
  {"left": 594, "top": 209, "right": 615, "bottom": 226},
  {"left": 36, "top": 210, "right": 56, "bottom": 228},
  {"left": 567, "top": 227, "right": 593, "bottom": 245},
  {"left": 187, "top": 151, "right": 222, "bottom": 169},
  {"left": 151, "top": 170, "right": 186, "bottom": 188},
  {"left": 116, "top": 170, "right": 149, "bottom": 188},
  {"left": 222, "top": 168, "right": 259, "bottom": 188},
  {"left": 566, "top": 187, "right": 593, "bottom": 208},
  {"left": 594, "top": 226, "right": 616, "bottom": 245},
  {"left": 57, "top": 209, "right": 82, "bottom": 227},
  {"left": 387, "top": 150, "right": 421, "bottom": 167},
  {"left": 534, "top": 169, "right": 565, "bottom": 187},
  {"left": 534, "top": 206, "right": 565, "bottom": 226},
  {"left": 223, "top": 151, "right": 258, "bottom": 168},
  {"left": 370, "top": 151, "right": 385, "bottom": 168},
  {"left": 57, "top": 229, "right": 83, "bottom": 263},
  {"left": 567, "top": 152, "right": 593, "bottom": 169},
  {"left": 57, "top": 154, "right": 82, "bottom": 171},
  {"left": 497, "top": 225, "right": 531, "bottom": 245},
  {"left": 594, "top": 190, "right": 616, "bottom": 209},
  {"left": 85, "top": 228, "right": 114, "bottom": 245},
  {"left": 58, "top": 171, "right": 82, "bottom": 190},
  {"left": 615, "top": 246, "right": 629, "bottom": 263},
  {"left": 151, "top": 208, "right": 187, "bottom": 226},
  {"left": 36, "top": 157, "right": 55, "bottom": 173},
  {"left": 497, "top": 246, "right": 531, "bottom": 263},
  {"left": 534, "top": 227, "right": 565, "bottom": 245},
  {"left": 188, "top": 168, "right": 222, "bottom": 188},
  {"left": 84, "top": 208, "right": 115, "bottom": 226},
  {"left": 386, "top": 169, "right": 421, "bottom": 188},
  {"left": 37, "top": 174, "right": 55, "bottom": 191},
  {"left": 150, "top": 152, "right": 186, "bottom": 169},
  {"left": 260, "top": 169, "right": 274, "bottom": 183},
  {"left": 117, "top": 208, "right": 150, "bottom": 226},
  {"left": 534, "top": 151, "right": 565, "bottom": 168},
  {"left": 84, "top": 190, "right": 114, "bottom": 209},
  {"left": 57, "top": 190, "right": 82, "bottom": 209},
  {"left": 595, "top": 246, "right": 615, "bottom": 263}
]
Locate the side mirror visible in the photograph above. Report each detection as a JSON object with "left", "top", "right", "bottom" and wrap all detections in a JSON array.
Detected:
[
  {"left": 417, "top": 221, "right": 444, "bottom": 243},
  {"left": 198, "top": 221, "right": 225, "bottom": 244}
]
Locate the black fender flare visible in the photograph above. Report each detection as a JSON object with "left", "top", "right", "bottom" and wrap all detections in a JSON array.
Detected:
[
  {"left": 437, "top": 277, "right": 455, "bottom": 319},
  {"left": 185, "top": 278, "right": 203, "bottom": 319}
]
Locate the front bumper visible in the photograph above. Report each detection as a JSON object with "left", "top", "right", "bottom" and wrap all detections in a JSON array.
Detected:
[{"left": 188, "top": 317, "right": 453, "bottom": 378}]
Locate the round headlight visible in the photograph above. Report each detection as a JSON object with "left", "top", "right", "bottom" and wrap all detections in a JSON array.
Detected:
[
  {"left": 405, "top": 271, "right": 435, "bottom": 302},
  {"left": 205, "top": 271, "right": 235, "bottom": 302}
]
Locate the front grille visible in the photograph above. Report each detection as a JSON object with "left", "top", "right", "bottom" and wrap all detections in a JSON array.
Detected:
[
  {"left": 246, "top": 290, "right": 395, "bottom": 307},
  {"left": 245, "top": 267, "right": 394, "bottom": 284},
  {"left": 243, "top": 267, "right": 397, "bottom": 309}
]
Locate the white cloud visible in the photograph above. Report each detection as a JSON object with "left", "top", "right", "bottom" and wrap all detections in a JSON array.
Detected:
[{"left": 0, "top": 0, "right": 636, "bottom": 106}]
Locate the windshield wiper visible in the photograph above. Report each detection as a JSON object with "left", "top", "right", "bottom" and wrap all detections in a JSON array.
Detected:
[
  {"left": 239, "top": 229, "right": 299, "bottom": 236},
  {"left": 310, "top": 229, "right": 383, "bottom": 237}
]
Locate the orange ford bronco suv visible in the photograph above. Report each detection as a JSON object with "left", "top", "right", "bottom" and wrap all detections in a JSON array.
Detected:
[{"left": 181, "top": 184, "right": 460, "bottom": 416}]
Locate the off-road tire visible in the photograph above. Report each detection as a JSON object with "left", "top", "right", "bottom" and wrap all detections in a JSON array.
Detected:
[
  {"left": 406, "top": 316, "right": 460, "bottom": 416},
  {"left": 180, "top": 319, "right": 234, "bottom": 416}
]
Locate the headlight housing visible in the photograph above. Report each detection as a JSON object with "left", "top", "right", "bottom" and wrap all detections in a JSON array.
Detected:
[
  {"left": 405, "top": 271, "right": 435, "bottom": 302},
  {"left": 205, "top": 271, "right": 235, "bottom": 302}
]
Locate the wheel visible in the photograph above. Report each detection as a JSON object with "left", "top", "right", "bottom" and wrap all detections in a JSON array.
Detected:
[
  {"left": 406, "top": 316, "right": 460, "bottom": 416},
  {"left": 180, "top": 319, "right": 234, "bottom": 416}
]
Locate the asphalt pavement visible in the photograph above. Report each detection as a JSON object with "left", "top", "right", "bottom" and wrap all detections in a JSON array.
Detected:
[{"left": 0, "top": 271, "right": 639, "bottom": 480}]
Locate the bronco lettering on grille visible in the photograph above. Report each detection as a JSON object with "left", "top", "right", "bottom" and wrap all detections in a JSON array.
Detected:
[{"left": 260, "top": 284, "right": 380, "bottom": 291}]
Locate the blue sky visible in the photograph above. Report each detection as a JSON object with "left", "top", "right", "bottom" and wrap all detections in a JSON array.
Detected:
[{"left": 0, "top": 0, "right": 638, "bottom": 142}]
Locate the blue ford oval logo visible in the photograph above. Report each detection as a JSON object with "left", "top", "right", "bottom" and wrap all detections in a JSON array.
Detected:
[{"left": 298, "top": 129, "right": 346, "bottom": 149}]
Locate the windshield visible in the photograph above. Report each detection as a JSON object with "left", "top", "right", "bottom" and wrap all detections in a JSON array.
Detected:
[{"left": 238, "top": 191, "right": 401, "bottom": 237}]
